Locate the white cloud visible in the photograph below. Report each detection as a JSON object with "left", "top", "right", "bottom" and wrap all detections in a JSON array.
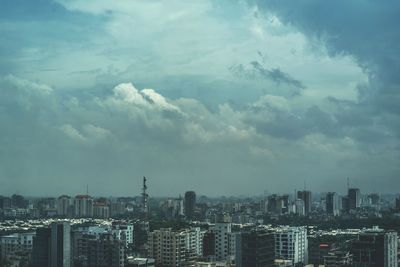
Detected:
[{"left": 59, "top": 124, "right": 86, "bottom": 143}]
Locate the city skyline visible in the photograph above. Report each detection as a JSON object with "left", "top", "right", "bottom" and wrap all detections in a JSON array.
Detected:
[{"left": 1, "top": 0, "right": 399, "bottom": 196}]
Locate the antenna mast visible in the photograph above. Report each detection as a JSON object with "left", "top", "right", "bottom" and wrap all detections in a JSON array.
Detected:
[{"left": 141, "top": 176, "right": 149, "bottom": 219}]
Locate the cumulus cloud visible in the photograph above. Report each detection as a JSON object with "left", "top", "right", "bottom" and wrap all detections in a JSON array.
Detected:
[{"left": 1, "top": 75, "right": 399, "bottom": 195}]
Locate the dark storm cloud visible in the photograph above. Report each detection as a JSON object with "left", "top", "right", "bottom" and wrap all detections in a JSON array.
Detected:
[{"left": 254, "top": 0, "right": 400, "bottom": 115}]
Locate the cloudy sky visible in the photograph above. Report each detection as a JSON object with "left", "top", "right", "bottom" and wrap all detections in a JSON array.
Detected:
[{"left": 1, "top": 0, "right": 399, "bottom": 197}]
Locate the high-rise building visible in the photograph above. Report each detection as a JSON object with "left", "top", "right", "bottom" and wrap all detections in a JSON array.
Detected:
[
  {"left": 141, "top": 176, "right": 149, "bottom": 219},
  {"left": 209, "top": 223, "right": 236, "bottom": 262},
  {"left": 93, "top": 201, "right": 110, "bottom": 219},
  {"left": 133, "top": 220, "right": 149, "bottom": 254},
  {"left": 348, "top": 188, "right": 360, "bottom": 211},
  {"left": 0, "top": 196, "right": 11, "bottom": 210},
  {"left": 368, "top": 193, "right": 380, "bottom": 205},
  {"left": 294, "top": 198, "right": 305, "bottom": 216},
  {"left": 184, "top": 191, "right": 196, "bottom": 220},
  {"left": 351, "top": 228, "right": 398, "bottom": 267},
  {"left": 74, "top": 195, "right": 93, "bottom": 218},
  {"left": 186, "top": 227, "right": 204, "bottom": 259},
  {"left": 88, "top": 233, "right": 126, "bottom": 267},
  {"left": 148, "top": 228, "right": 198, "bottom": 267},
  {"left": 161, "top": 197, "right": 184, "bottom": 219},
  {"left": 11, "top": 194, "right": 27, "bottom": 208},
  {"left": 236, "top": 227, "right": 275, "bottom": 267},
  {"left": 31, "top": 228, "right": 51, "bottom": 267},
  {"left": 50, "top": 221, "right": 71, "bottom": 267},
  {"left": 203, "top": 232, "right": 216, "bottom": 261},
  {"left": 274, "top": 226, "right": 308, "bottom": 266},
  {"left": 342, "top": 196, "right": 350, "bottom": 213},
  {"left": 297, "top": 191, "right": 312, "bottom": 215},
  {"left": 72, "top": 231, "right": 126, "bottom": 267},
  {"left": 57, "top": 195, "right": 73, "bottom": 217},
  {"left": 31, "top": 222, "right": 71, "bottom": 267},
  {"left": 267, "top": 195, "right": 290, "bottom": 215},
  {"left": 395, "top": 196, "right": 400, "bottom": 212},
  {"left": 326, "top": 192, "right": 340, "bottom": 216},
  {"left": 111, "top": 223, "right": 134, "bottom": 248}
]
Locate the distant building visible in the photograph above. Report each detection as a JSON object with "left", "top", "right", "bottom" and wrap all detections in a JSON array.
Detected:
[
  {"left": 294, "top": 199, "right": 305, "bottom": 216},
  {"left": 274, "top": 226, "right": 308, "bottom": 266},
  {"left": 0, "top": 196, "right": 12, "bottom": 209},
  {"left": 351, "top": 228, "right": 397, "bottom": 267},
  {"left": 348, "top": 188, "right": 360, "bottom": 211},
  {"left": 110, "top": 201, "right": 126, "bottom": 217},
  {"left": 11, "top": 194, "right": 28, "bottom": 209},
  {"left": 395, "top": 196, "right": 400, "bottom": 212},
  {"left": 93, "top": 201, "right": 110, "bottom": 219},
  {"left": 342, "top": 196, "right": 349, "bottom": 213},
  {"left": 326, "top": 192, "right": 340, "bottom": 216},
  {"left": 161, "top": 197, "right": 184, "bottom": 219},
  {"left": 74, "top": 195, "right": 93, "bottom": 218},
  {"left": 236, "top": 227, "right": 275, "bottom": 267},
  {"left": 267, "top": 195, "right": 290, "bottom": 215},
  {"left": 57, "top": 195, "right": 73, "bottom": 217},
  {"left": 368, "top": 193, "right": 380, "bottom": 205},
  {"left": 297, "top": 191, "right": 312, "bottom": 215},
  {"left": 185, "top": 191, "right": 196, "bottom": 220}
]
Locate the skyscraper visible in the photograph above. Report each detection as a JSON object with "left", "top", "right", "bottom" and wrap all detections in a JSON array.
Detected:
[
  {"left": 31, "top": 227, "right": 51, "bottom": 267},
  {"left": 32, "top": 222, "right": 71, "bottom": 267},
  {"left": 297, "top": 190, "right": 312, "bottom": 215},
  {"left": 326, "top": 192, "right": 340, "bottom": 216},
  {"left": 184, "top": 191, "right": 196, "bottom": 220},
  {"left": 50, "top": 221, "right": 71, "bottom": 267},
  {"left": 348, "top": 188, "right": 361, "bottom": 211}
]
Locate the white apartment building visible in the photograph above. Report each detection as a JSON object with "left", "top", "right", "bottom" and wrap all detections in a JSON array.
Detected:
[
  {"left": 274, "top": 226, "right": 308, "bottom": 266},
  {"left": 74, "top": 195, "right": 93, "bottom": 217},
  {"left": 186, "top": 227, "right": 205, "bottom": 258},
  {"left": 112, "top": 224, "right": 134, "bottom": 248},
  {"left": 209, "top": 223, "right": 236, "bottom": 262}
]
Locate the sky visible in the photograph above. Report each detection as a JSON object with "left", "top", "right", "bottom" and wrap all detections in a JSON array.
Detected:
[{"left": 0, "top": 0, "right": 399, "bottom": 197}]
